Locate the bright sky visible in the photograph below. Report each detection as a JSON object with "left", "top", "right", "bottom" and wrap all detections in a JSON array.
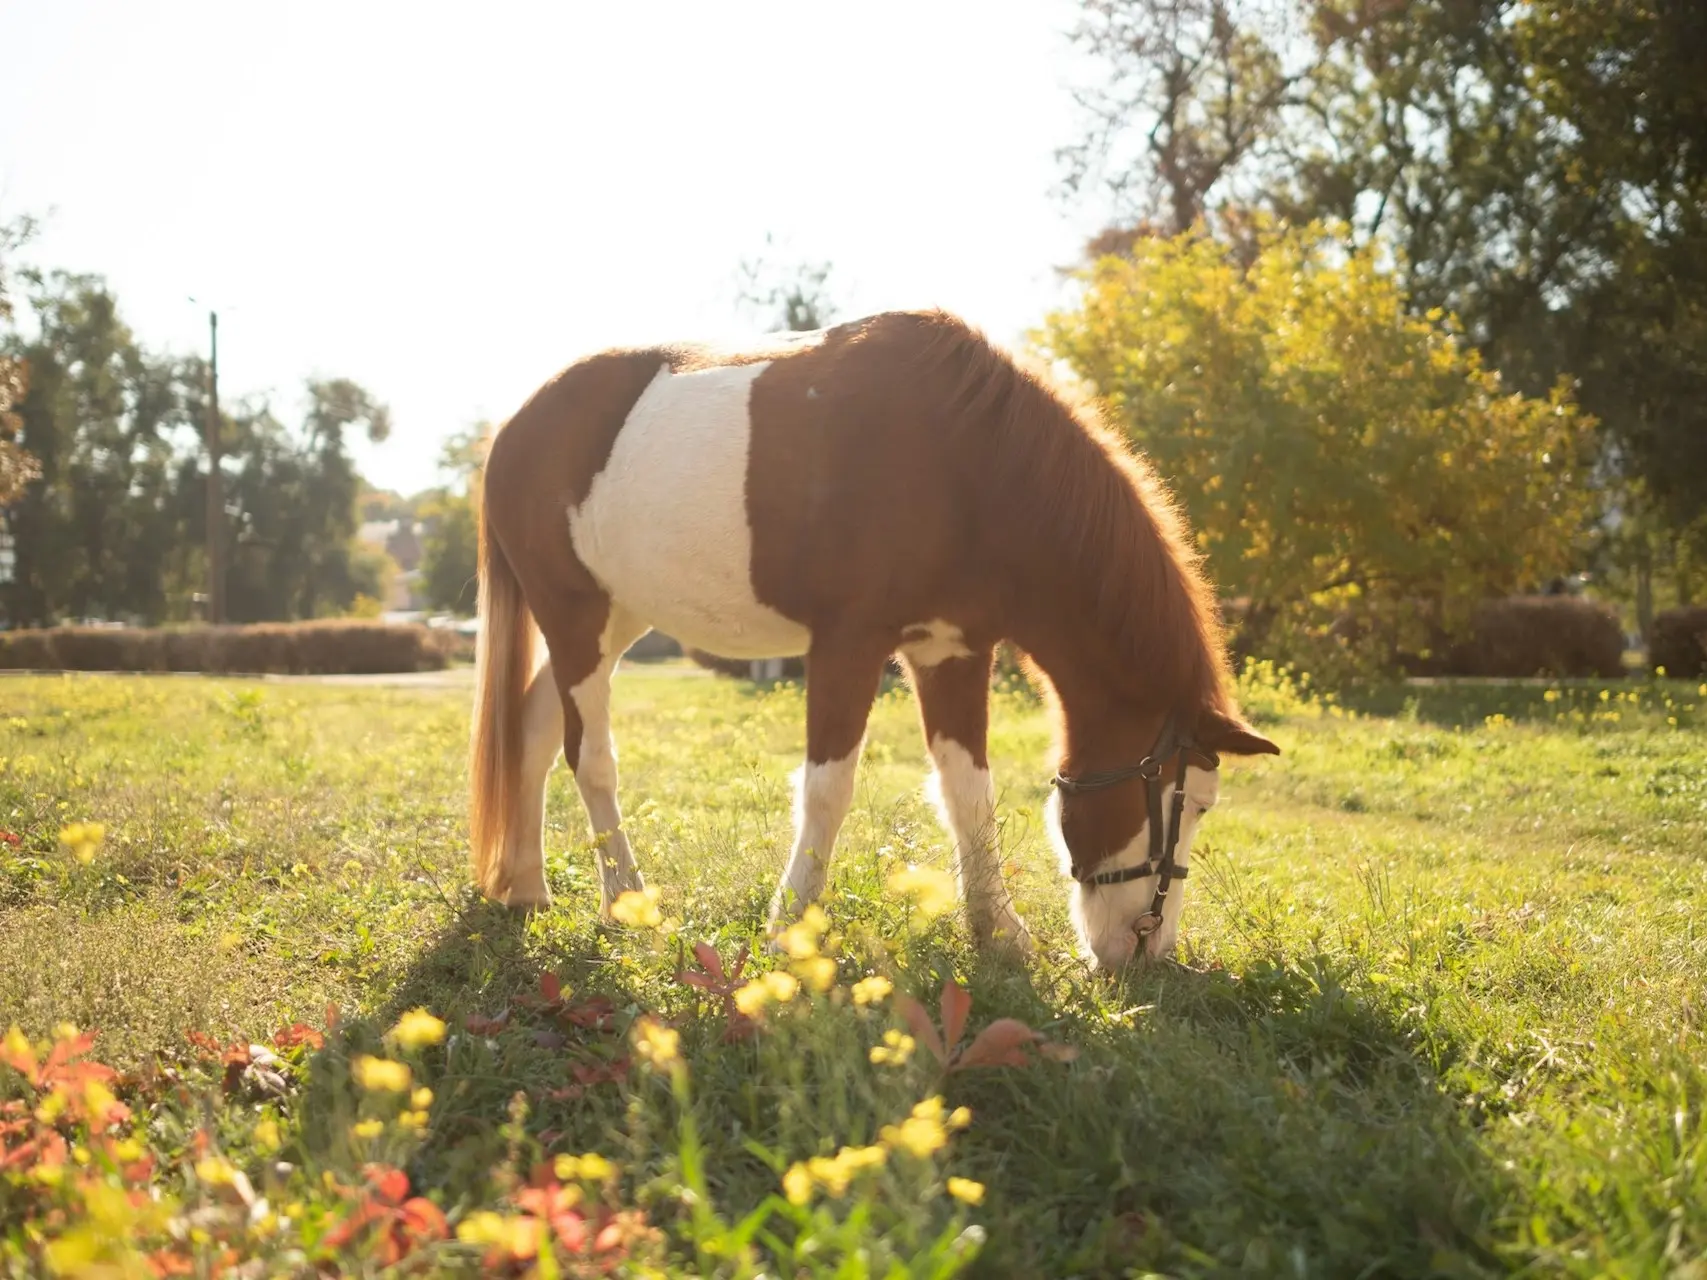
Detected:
[{"left": 1, "top": 1, "right": 1109, "bottom": 497}]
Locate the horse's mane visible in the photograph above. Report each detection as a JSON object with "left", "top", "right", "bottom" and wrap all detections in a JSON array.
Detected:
[{"left": 870, "top": 310, "right": 1232, "bottom": 717}]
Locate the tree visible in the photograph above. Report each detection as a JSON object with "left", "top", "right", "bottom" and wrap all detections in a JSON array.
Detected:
[
  {"left": 418, "top": 423, "right": 487, "bottom": 614},
  {"left": 1060, "top": 0, "right": 1707, "bottom": 585},
  {"left": 1038, "top": 222, "right": 1594, "bottom": 673},
  {"left": 0, "top": 219, "right": 42, "bottom": 507},
  {"left": 736, "top": 235, "right": 838, "bottom": 333}
]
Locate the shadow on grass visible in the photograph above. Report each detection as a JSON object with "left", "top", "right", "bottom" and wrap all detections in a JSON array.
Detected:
[{"left": 302, "top": 901, "right": 1509, "bottom": 1278}]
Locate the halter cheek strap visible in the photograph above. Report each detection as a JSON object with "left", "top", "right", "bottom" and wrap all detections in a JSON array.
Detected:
[{"left": 1050, "top": 715, "right": 1218, "bottom": 936}]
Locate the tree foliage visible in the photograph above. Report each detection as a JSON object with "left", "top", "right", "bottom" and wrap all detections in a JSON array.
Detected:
[
  {"left": 1039, "top": 223, "right": 1594, "bottom": 671},
  {"left": 1, "top": 270, "right": 391, "bottom": 625},
  {"left": 0, "top": 219, "right": 43, "bottom": 506},
  {"left": 1061, "top": 0, "right": 1707, "bottom": 544},
  {"left": 417, "top": 424, "right": 487, "bottom": 615}
]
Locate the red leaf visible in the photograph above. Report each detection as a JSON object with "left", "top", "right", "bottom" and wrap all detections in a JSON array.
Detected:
[
  {"left": 273, "top": 1023, "right": 325, "bottom": 1051},
  {"left": 364, "top": 1163, "right": 411, "bottom": 1205},
  {"left": 893, "top": 994, "right": 947, "bottom": 1065},
  {"left": 0, "top": 831, "right": 19, "bottom": 845},
  {"left": 464, "top": 1010, "right": 510, "bottom": 1036},
  {"left": 691, "top": 941, "right": 724, "bottom": 981},
  {"left": 940, "top": 979, "right": 972, "bottom": 1053},
  {"left": 540, "top": 972, "right": 563, "bottom": 1005},
  {"left": 560, "top": 996, "right": 617, "bottom": 1031},
  {"left": 675, "top": 971, "right": 722, "bottom": 992},
  {"left": 952, "top": 1018, "right": 1041, "bottom": 1071}
]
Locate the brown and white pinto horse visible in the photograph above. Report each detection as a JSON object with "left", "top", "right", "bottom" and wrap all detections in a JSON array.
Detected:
[{"left": 468, "top": 310, "right": 1278, "bottom": 968}]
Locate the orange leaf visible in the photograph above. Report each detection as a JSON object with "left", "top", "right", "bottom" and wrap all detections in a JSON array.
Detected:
[
  {"left": 400, "top": 1196, "right": 448, "bottom": 1240},
  {"left": 952, "top": 1018, "right": 1040, "bottom": 1071},
  {"left": 893, "top": 994, "right": 946, "bottom": 1065},
  {"left": 273, "top": 1023, "right": 325, "bottom": 1051},
  {"left": 540, "top": 972, "right": 563, "bottom": 1005},
  {"left": 363, "top": 1163, "right": 410, "bottom": 1205},
  {"left": 940, "top": 979, "right": 972, "bottom": 1052}
]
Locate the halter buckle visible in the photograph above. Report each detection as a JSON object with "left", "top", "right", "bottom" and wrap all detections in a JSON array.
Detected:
[{"left": 1132, "top": 910, "right": 1164, "bottom": 938}]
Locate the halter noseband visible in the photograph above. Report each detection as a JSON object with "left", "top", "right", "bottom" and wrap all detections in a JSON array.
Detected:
[{"left": 1051, "top": 713, "right": 1220, "bottom": 937}]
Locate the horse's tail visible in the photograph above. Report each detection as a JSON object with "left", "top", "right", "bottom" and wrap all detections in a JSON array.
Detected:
[{"left": 469, "top": 498, "right": 534, "bottom": 900}]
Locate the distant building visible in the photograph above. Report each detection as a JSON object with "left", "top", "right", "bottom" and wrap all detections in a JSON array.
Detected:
[{"left": 356, "top": 518, "right": 424, "bottom": 611}]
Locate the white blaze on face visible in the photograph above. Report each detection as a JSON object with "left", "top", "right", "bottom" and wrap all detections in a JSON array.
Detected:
[
  {"left": 1049, "top": 765, "right": 1221, "bottom": 969},
  {"left": 567, "top": 360, "right": 811, "bottom": 660}
]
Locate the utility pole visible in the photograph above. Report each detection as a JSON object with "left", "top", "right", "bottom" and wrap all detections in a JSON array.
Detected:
[{"left": 204, "top": 310, "right": 224, "bottom": 625}]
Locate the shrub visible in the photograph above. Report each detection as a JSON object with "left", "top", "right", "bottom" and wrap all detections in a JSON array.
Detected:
[
  {"left": 1038, "top": 220, "right": 1593, "bottom": 678},
  {"left": 1435, "top": 597, "right": 1625, "bottom": 679},
  {"left": 0, "top": 623, "right": 450, "bottom": 675},
  {"left": 1650, "top": 606, "right": 1707, "bottom": 678}
]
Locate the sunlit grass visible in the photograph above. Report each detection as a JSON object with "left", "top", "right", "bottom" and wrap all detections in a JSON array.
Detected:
[{"left": 1, "top": 663, "right": 1704, "bottom": 1276}]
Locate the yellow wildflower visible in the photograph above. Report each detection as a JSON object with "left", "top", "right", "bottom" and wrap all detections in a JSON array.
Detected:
[
  {"left": 777, "top": 904, "right": 830, "bottom": 959},
  {"left": 782, "top": 1162, "right": 813, "bottom": 1206},
  {"left": 110, "top": 1137, "right": 146, "bottom": 1164},
  {"left": 59, "top": 822, "right": 105, "bottom": 864},
  {"left": 762, "top": 971, "right": 800, "bottom": 1003},
  {"left": 350, "top": 1119, "right": 384, "bottom": 1141},
  {"left": 869, "top": 1028, "right": 915, "bottom": 1066},
  {"left": 411, "top": 1087, "right": 434, "bottom": 1110},
  {"left": 793, "top": 954, "right": 837, "bottom": 993},
  {"left": 632, "top": 1016, "right": 680, "bottom": 1068},
  {"left": 887, "top": 865, "right": 957, "bottom": 919},
  {"left": 851, "top": 975, "right": 893, "bottom": 1006},
  {"left": 611, "top": 886, "right": 664, "bottom": 928},
  {"left": 881, "top": 1097, "right": 950, "bottom": 1158},
  {"left": 351, "top": 1055, "right": 413, "bottom": 1093},
  {"left": 457, "top": 1211, "right": 538, "bottom": 1256},
  {"left": 556, "top": 1151, "right": 615, "bottom": 1183},
  {"left": 946, "top": 1176, "right": 986, "bottom": 1205},
  {"left": 195, "top": 1156, "right": 238, "bottom": 1186},
  {"left": 253, "top": 1118, "right": 281, "bottom": 1153},
  {"left": 733, "top": 981, "right": 771, "bottom": 1018},
  {"left": 388, "top": 1008, "right": 447, "bottom": 1051},
  {"left": 948, "top": 1105, "right": 972, "bottom": 1130},
  {"left": 396, "top": 1109, "right": 429, "bottom": 1131}
]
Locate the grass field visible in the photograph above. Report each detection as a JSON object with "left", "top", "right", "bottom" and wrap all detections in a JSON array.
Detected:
[{"left": 1, "top": 662, "right": 1704, "bottom": 1277}]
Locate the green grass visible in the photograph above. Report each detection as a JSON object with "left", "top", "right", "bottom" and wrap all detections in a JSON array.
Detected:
[{"left": 1, "top": 663, "right": 1704, "bottom": 1276}]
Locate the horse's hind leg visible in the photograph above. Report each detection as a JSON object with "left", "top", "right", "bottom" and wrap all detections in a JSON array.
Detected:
[
  {"left": 901, "top": 641, "right": 1033, "bottom": 957},
  {"left": 499, "top": 665, "right": 567, "bottom": 909},
  {"left": 545, "top": 602, "right": 650, "bottom": 917}
]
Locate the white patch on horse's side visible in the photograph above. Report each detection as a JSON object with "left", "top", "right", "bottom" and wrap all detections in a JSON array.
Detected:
[
  {"left": 568, "top": 361, "right": 811, "bottom": 660},
  {"left": 900, "top": 620, "right": 974, "bottom": 668},
  {"left": 1049, "top": 765, "right": 1220, "bottom": 968},
  {"left": 925, "top": 736, "right": 1030, "bottom": 951},
  {"left": 770, "top": 747, "right": 860, "bottom": 922}
]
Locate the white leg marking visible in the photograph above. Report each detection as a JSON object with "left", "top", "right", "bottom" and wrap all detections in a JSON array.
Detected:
[
  {"left": 571, "top": 610, "right": 648, "bottom": 915},
  {"left": 502, "top": 665, "right": 565, "bottom": 908},
  {"left": 926, "top": 736, "right": 1033, "bottom": 955},
  {"left": 768, "top": 747, "right": 860, "bottom": 925}
]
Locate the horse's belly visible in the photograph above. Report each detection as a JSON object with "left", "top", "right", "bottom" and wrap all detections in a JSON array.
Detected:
[{"left": 567, "top": 361, "right": 811, "bottom": 659}]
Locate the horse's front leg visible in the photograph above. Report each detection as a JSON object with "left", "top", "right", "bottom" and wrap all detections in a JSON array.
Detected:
[
  {"left": 902, "top": 641, "right": 1033, "bottom": 958},
  {"left": 766, "top": 636, "right": 891, "bottom": 931}
]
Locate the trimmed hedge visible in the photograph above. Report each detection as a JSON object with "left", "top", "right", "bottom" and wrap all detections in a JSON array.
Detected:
[
  {"left": 1650, "top": 606, "right": 1707, "bottom": 678},
  {"left": 1438, "top": 596, "right": 1625, "bottom": 679},
  {"left": 0, "top": 622, "right": 453, "bottom": 675}
]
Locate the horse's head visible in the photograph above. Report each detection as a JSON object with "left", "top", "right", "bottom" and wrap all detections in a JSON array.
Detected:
[{"left": 1048, "top": 706, "right": 1279, "bottom": 969}]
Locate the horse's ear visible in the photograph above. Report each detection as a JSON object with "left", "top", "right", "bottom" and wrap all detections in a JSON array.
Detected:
[{"left": 1197, "top": 708, "right": 1281, "bottom": 757}]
